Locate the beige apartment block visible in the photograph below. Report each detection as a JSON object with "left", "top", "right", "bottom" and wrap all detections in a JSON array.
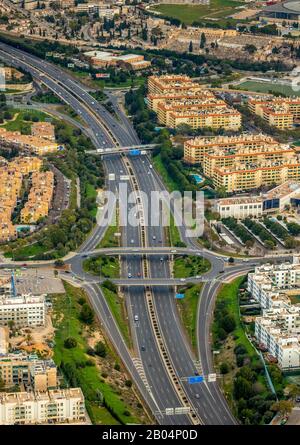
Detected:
[
  {"left": 0, "top": 128, "right": 58, "bottom": 155},
  {"left": 148, "top": 75, "right": 241, "bottom": 130},
  {"left": 184, "top": 133, "right": 300, "bottom": 192},
  {"left": 20, "top": 171, "right": 54, "bottom": 224},
  {"left": 0, "top": 156, "right": 43, "bottom": 243},
  {"left": 248, "top": 96, "right": 300, "bottom": 129},
  {"left": 31, "top": 122, "right": 56, "bottom": 141},
  {"left": 0, "top": 388, "right": 85, "bottom": 425},
  {"left": 0, "top": 353, "right": 57, "bottom": 392}
]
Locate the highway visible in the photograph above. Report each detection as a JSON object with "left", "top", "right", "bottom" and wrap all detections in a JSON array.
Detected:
[{"left": 0, "top": 43, "right": 285, "bottom": 425}]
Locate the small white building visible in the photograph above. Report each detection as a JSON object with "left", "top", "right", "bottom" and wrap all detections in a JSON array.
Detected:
[
  {"left": 216, "top": 196, "right": 264, "bottom": 219},
  {"left": 0, "top": 294, "right": 46, "bottom": 328}
]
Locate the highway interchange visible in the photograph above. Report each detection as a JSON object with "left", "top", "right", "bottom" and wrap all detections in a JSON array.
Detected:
[{"left": 0, "top": 42, "right": 291, "bottom": 426}]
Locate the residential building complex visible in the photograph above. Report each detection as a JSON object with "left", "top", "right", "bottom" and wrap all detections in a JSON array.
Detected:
[
  {"left": 31, "top": 122, "right": 56, "bottom": 141},
  {"left": 0, "top": 352, "right": 57, "bottom": 392},
  {"left": 248, "top": 96, "right": 300, "bottom": 129},
  {"left": 0, "top": 127, "right": 58, "bottom": 155},
  {"left": 84, "top": 50, "right": 151, "bottom": 71},
  {"left": 0, "top": 157, "right": 43, "bottom": 243},
  {"left": 20, "top": 171, "right": 54, "bottom": 224},
  {"left": 184, "top": 133, "right": 300, "bottom": 192},
  {"left": 0, "top": 388, "right": 86, "bottom": 424},
  {"left": 248, "top": 259, "right": 300, "bottom": 369},
  {"left": 147, "top": 75, "right": 241, "bottom": 130}
]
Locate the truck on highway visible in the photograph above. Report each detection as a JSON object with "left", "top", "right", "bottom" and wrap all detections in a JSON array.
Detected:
[
  {"left": 141, "top": 150, "right": 147, "bottom": 155},
  {"left": 108, "top": 173, "right": 115, "bottom": 181},
  {"left": 96, "top": 148, "right": 104, "bottom": 153},
  {"left": 128, "top": 149, "right": 141, "bottom": 156}
]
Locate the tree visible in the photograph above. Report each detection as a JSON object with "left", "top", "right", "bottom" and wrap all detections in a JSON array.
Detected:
[
  {"left": 271, "top": 400, "right": 294, "bottom": 417},
  {"left": 64, "top": 337, "right": 77, "bottom": 349},
  {"left": 189, "top": 41, "right": 193, "bottom": 53},
  {"left": 244, "top": 44, "right": 257, "bottom": 54},
  {"left": 221, "top": 314, "right": 236, "bottom": 333},
  {"left": 234, "top": 377, "right": 253, "bottom": 400},
  {"left": 95, "top": 341, "right": 107, "bottom": 358},
  {"left": 220, "top": 362, "right": 229, "bottom": 374},
  {"left": 200, "top": 32, "right": 206, "bottom": 49},
  {"left": 79, "top": 303, "right": 94, "bottom": 325}
]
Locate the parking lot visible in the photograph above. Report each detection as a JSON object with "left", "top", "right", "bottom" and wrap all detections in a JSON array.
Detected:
[{"left": 0, "top": 267, "right": 65, "bottom": 295}]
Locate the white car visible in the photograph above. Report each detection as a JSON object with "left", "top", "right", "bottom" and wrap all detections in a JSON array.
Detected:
[{"left": 180, "top": 278, "right": 186, "bottom": 282}]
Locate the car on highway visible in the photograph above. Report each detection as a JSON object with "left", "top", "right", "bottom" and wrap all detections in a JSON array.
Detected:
[
  {"left": 219, "top": 270, "right": 224, "bottom": 274},
  {"left": 137, "top": 272, "right": 141, "bottom": 277},
  {"left": 130, "top": 239, "right": 134, "bottom": 244},
  {"left": 141, "top": 345, "right": 146, "bottom": 351},
  {"left": 160, "top": 257, "right": 164, "bottom": 262},
  {"left": 195, "top": 394, "right": 200, "bottom": 399},
  {"left": 171, "top": 250, "right": 177, "bottom": 253},
  {"left": 180, "top": 278, "right": 186, "bottom": 282},
  {"left": 134, "top": 315, "right": 139, "bottom": 322},
  {"left": 128, "top": 273, "right": 132, "bottom": 278},
  {"left": 152, "top": 235, "right": 156, "bottom": 240}
]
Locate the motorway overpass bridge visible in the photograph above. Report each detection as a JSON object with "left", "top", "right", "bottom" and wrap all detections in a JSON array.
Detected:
[
  {"left": 85, "top": 144, "right": 158, "bottom": 156},
  {"left": 81, "top": 247, "right": 203, "bottom": 257}
]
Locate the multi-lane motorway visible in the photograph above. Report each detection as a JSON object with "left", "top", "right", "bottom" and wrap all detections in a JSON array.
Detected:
[{"left": 0, "top": 43, "right": 286, "bottom": 425}]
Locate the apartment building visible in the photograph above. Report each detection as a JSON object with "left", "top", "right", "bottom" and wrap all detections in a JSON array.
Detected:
[
  {"left": 248, "top": 260, "right": 300, "bottom": 309},
  {"left": 148, "top": 74, "right": 204, "bottom": 96},
  {"left": 212, "top": 157, "right": 300, "bottom": 193},
  {"left": 0, "top": 157, "right": 43, "bottom": 243},
  {"left": 249, "top": 259, "right": 300, "bottom": 368},
  {"left": 0, "top": 353, "right": 57, "bottom": 392},
  {"left": 248, "top": 96, "right": 300, "bottom": 129},
  {"left": 255, "top": 307, "right": 300, "bottom": 369},
  {"left": 215, "top": 180, "right": 300, "bottom": 218},
  {"left": 148, "top": 75, "right": 241, "bottom": 130},
  {"left": 0, "top": 388, "right": 86, "bottom": 425},
  {"left": 184, "top": 133, "right": 282, "bottom": 165},
  {"left": 0, "top": 128, "right": 58, "bottom": 155},
  {"left": 31, "top": 122, "right": 56, "bottom": 142},
  {"left": 0, "top": 293, "right": 46, "bottom": 328},
  {"left": 184, "top": 133, "right": 300, "bottom": 192},
  {"left": 20, "top": 171, "right": 54, "bottom": 224}
]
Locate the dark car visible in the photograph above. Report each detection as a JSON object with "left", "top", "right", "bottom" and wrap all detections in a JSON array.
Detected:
[{"left": 141, "top": 345, "right": 146, "bottom": 351}]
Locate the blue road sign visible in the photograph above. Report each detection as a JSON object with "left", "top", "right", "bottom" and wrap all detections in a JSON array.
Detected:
[
  {"left": 188, "top": 376, "right": 204, "bottom": 384},
  {"left": 175, "top": 293, "right": 185, "bottom": 299}
]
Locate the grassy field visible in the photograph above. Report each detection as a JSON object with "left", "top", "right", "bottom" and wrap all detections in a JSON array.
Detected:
[
  {"left": 83, "top": 256, "right": 120, "bottom": 279},
  {"left": 213, "top": 276, "right": 256, "bottom": 356},
  {"left": 4, "top": 242, "right": 50, "bottom": 259},
  {"left": 174, "top": 255, "right": 210, "bottom": 278},
  {"left": 2, "top": 109, "right": 51, "bottom": 133},
  {"left": 100, "top": 285, "right": 131, "bottom": 349},
  {"left": 237, "top": 81, "right": 300, "bottom": 97},
  {"left": 150, "top": 0, "right": 244, "bottom": 25},
  {"left": 85, "top": 183, "right": 98, "bottom": 217},
  {"left": 168, "top": 214, "right": 186, "bottom": 247},
  {"left": 52, "top": 282, "right": 139, "bottom": 424},
  {"left": 176, "top": 284, "right": 202, "bottom": 351},
  {"left": 97, "top": 222, "right": 120, "bottom": 248}
]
